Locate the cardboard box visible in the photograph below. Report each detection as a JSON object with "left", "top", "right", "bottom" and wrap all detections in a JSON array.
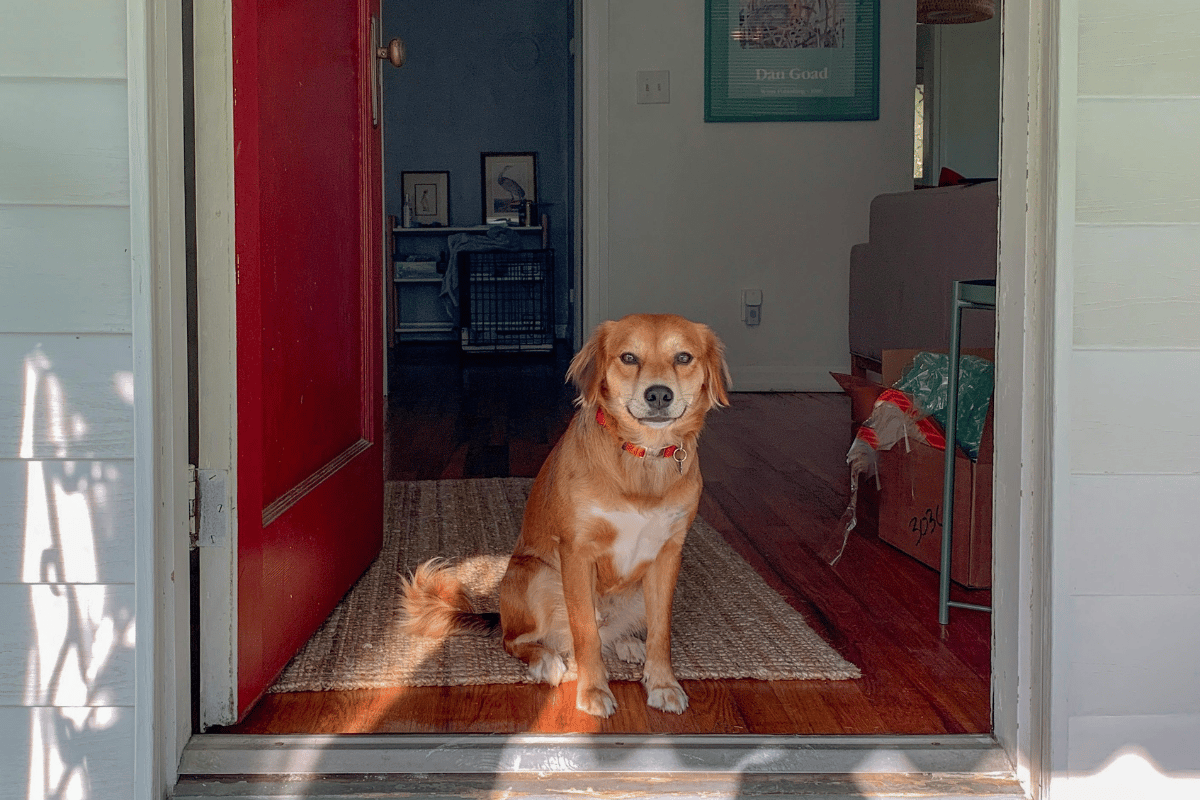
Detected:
[{"left": 872, "top": 349, "right": 993, "bottom": 588}]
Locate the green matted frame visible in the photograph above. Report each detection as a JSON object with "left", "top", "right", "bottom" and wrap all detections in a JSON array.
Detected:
[{"left": 705, "top": 0, "right": 879, "bottom": 122}]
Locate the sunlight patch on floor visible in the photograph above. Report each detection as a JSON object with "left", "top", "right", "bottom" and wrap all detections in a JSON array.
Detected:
[{"left": 1059, "top": 747, "right": 1200, "bottom": 800}]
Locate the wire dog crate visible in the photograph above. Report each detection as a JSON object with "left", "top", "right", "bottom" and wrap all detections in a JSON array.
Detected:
[{"left": 458, "top": 249, "right": 554, "bottom": 352}]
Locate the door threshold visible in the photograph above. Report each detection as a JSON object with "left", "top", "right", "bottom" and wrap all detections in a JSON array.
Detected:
[
  {"left": 176, "top": 733, "right": 1024, "bottom": 798},
  {"left": 176, "top": 774, "right": 1026, "bottom": 800},
  {"left": 178, "top": 733, "right": 1025, "bottom": 798}
]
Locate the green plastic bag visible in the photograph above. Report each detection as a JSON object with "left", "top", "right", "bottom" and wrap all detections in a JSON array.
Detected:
[{"left": 892, "top": 352, "right": 994, "bottom": 461}]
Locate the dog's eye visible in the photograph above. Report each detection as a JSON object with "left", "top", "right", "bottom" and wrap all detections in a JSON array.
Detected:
[
  {"left": 620, "top": 352, "right": 638, "bottom": 365},
  {"left": 675, "top": 352, "right": 694, "bottom": 365}
]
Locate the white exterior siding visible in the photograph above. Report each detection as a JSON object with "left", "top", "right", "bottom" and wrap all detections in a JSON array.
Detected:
[
  {"left": 1073, "top": 225, "right": 1200, "bottom": 348},
  {"left": 0, "top": 1, "right": 136, "bottom": 797},
  {"left": 0, "top": 80, "right": 130, "bottom": 207},
  {"left": 0, "top": 4, "right": 126, "bottom": 79},
  {"left": 1069, "top": 351, "right": 1200, "bottom": 475},
  {"left": 0, "top": 207, "right": 133, "bottom": 334},
  {"left": 1076, "top": 0, "right": 1200, "bottom": 98},
  {"left": 0, "top": 708, "right": 135, "bottom": 800},
  {"left": 1056, "top": 0, "right": 1200, "bottom": 794},
  {"left": 1074, "top": 100, "right": 1200, "bottom": 224}
]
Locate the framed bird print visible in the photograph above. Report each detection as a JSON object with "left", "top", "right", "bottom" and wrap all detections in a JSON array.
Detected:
[{"left": 481, "top": 152, "right": 537, "bottom": 225}]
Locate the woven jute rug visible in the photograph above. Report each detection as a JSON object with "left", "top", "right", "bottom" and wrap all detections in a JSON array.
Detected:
[{"left": 269, "top": 478, "right": 859, "bottom": 692}]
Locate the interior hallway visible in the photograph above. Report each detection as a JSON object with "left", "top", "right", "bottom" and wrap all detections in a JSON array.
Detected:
[{"left": 218, "top": 344, "right": 991, "bottom": 735}]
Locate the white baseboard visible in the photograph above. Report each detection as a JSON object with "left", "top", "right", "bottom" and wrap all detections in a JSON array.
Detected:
[{"left": 730, "top": 366, "right": 846, "bottom": 393}]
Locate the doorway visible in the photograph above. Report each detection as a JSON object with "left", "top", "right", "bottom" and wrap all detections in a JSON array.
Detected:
[
  {"left": 382, "top": 0, "right": 575, "bottom": 349},
  {"left": 196, "top": 1, "right": 1000, "bottom": 740}
]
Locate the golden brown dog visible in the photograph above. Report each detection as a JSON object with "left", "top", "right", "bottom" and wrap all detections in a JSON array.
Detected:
[{"left": 401, "top": 313, "right": 730, "bottom": 717}]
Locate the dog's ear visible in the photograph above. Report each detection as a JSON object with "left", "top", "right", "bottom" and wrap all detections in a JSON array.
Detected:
[
  {"left": 566, "top": 321, "right": 612, "bottom": 407},
  {"left": 700, "top": 325, "right": 731, "bottom": 408}
]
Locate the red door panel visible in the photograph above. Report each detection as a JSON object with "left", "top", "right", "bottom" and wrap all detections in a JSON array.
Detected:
[{"left": 232, "top": 0, "right": 384, "bottom": 718}]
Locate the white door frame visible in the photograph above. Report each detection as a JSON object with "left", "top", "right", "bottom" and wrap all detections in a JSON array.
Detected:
[
  {"left": 578, "top": 0, "right": 610, "bottom": 340},
  {"left": 991, "top": 0, "right": 1059, "bottom": 793},
  {"left": 191, "top": 0, "right": 240, "bottom": 728},
  {"left": 128, "top": 0, "right": 192, "bottom": 795},
  {"left": 149, "top": 0, "right": 1060, "bottom": 795}
]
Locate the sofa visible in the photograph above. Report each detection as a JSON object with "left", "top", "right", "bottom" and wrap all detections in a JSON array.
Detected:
[{"left": 848, "top": 181, "right": 998, "bottom": 376}]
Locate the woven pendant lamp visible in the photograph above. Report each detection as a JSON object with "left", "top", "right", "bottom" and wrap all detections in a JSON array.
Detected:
[{"left": 917, "top": 0, "right": 995, "bottom": 24}]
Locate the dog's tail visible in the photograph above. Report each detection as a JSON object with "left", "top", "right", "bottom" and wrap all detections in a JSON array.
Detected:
[{"left": 399, "top": 558, "right": 501, "bottom": 638}]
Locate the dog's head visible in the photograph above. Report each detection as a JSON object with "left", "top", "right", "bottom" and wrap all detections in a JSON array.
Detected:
[{"left": 567, "top": 314, "right": 730, "bottom": 436}]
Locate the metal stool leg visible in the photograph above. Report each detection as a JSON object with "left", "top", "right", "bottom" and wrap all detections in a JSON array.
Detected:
[
  {"left": 939, "top": 285, "right": 963, "bottom": 625},
  {"left": 940, "top": 280, "right": 995, "bottom": 624}
]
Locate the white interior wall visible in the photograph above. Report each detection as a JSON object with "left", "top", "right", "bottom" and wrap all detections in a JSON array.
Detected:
[
  {"left": 603, "top": 0, "right": 917, "bottom": 391},
  {"left": 931, "top": 15, "right": 1001, "bottom": 180},
  {"left": 1053, "top": 1, "right": 1200, "bottom": 796}
]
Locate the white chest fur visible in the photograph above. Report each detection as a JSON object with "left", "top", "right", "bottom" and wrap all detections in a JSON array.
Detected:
[{"left": 588, "top": 504, "right": 689, "bottom": 578}]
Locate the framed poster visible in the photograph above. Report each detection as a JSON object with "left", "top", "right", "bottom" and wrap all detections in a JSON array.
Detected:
[
  {"left": 401, "top": 171, "right": 449, "bottom": 226},
  {"left": 705, "top": 0, "right": 879, "bottom": 122},
  {"left": 481, "top": 152, "right": 537, "bottom": 225}
]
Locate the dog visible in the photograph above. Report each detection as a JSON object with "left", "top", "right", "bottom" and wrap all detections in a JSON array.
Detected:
[{"left": 401, "top": 313, "right": 730, "bottom": 717}]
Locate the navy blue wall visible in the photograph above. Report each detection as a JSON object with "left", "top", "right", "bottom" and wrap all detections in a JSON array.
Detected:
[{"left": 382, "top": 0, "right": 574, "bottom": 338}]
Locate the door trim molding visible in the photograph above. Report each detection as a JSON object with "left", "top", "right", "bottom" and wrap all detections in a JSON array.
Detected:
[
  {"left": 130, "top": 0, "right": 190, "bottom": 796},
  {"left": 579, "top": 0, "right": 609, "bottom": 338},
  {"left": 193, "top": 0, "right": 240, "bottom": 729},
  {"left": 993, "top": 0, "right": 1060, "bottom": 796},
  {"left": 174, "top": 1, "right": 1057, "bottom": 797}
]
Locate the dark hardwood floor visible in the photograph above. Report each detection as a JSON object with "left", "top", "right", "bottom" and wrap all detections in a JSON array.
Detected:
[{"left": 223, "top": 342, "right": 992, "bottom": 735}]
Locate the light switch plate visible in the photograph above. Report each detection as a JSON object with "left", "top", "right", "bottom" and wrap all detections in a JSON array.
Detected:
[{"left": 637, "top": 70, "right": 670, "bottom": 104}]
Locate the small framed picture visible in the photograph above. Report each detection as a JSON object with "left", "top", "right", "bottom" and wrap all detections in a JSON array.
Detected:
[
  {"left": 481, "top": 152, "right": 536, "bottom": 224},
  {"left": 401, "top": 171, "right": 449, "bottom": 226}
]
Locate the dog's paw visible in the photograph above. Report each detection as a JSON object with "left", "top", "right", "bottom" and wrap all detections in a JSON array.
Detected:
[
  {"left": 576, "top": 683, "right": 618, "bottom": 718},
  {"left": 645, "top": 681, "right": 689, "bottom": 714},
  {"left": 613, "top": 636, "right": 646, "bottom": 664},
  {"left": 528, "top": 651, "right": 567, "bottom": 686}
]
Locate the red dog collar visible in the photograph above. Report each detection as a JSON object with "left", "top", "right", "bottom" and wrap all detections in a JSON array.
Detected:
[{"left": 595, "top": 408, "right": 687, "bottom": 464}]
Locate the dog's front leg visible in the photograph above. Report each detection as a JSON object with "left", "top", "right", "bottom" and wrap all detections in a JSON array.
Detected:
[
  {"left": 642, "top": 535, "right": 688, "bottom": 713},
  {"left": 559, "top": 545, "right": 616, "bottom": 718}
]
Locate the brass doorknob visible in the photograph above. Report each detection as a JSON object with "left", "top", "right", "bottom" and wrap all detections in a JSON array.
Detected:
[{"left": 377, "top": 37, "right": 406, "bottom": 68}]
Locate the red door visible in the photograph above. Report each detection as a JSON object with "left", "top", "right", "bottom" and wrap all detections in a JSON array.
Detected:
[{"left": 232, "top": 0, "right": 384, "bottom": 718}]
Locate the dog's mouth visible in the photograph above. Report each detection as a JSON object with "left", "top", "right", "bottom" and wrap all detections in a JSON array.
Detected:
[{"left": 631, "top": 405, "right": 687, "bottom": 429}]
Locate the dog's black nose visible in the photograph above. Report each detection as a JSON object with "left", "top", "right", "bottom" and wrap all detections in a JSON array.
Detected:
[{"left": 644, "top": 385, "right": 673, "bottom": 410}]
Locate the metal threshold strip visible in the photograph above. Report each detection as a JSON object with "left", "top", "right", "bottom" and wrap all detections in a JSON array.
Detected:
[{"left": 176, "top": 733, "right": 1027, "bottom": 799}]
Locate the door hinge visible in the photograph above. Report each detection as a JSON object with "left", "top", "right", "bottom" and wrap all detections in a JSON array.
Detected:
[
  {"left": 187, "top": 464, "right": 199, "bottom": 548},
  {"left": 189, "top": 466, "right": 231, "bottom": 550}
]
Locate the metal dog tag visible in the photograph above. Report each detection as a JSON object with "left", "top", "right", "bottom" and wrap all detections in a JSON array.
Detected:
[{"left": 672, "top": 446, "right": 687, "bottom": 474}]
